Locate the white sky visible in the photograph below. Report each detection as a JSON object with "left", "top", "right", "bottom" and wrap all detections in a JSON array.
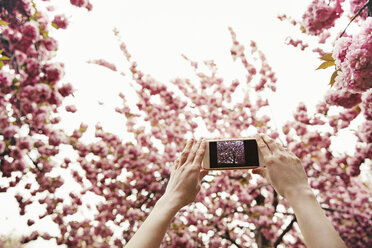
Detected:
[
  {"left": 1, "top": 0, "right": 364, "bottom": 247},
  {"left": 53, "top": 0, "right": 334, "bottom": 137}
]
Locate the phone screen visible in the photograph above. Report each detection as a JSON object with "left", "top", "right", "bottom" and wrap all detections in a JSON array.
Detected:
[{"left": 209, "top": 139, "right": 259, "bottom": 169}]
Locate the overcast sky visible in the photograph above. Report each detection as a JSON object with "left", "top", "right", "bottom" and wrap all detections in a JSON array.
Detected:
[
  {"left": 53, "top": 0, "right": 333, "bottom": 137},
  {"left": 49, "top": 0, "right": 357, "bottom": 151}
]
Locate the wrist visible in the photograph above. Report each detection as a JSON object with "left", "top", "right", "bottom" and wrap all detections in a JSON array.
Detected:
[
  {"left": 285, "top": 185, "right": 315, "bottom": 205},
  {"left": 157, "top": 194, "right": 184, "bottom": 213}
]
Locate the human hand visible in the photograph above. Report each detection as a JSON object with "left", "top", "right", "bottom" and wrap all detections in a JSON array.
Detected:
[
  {"left": 252, "top": 134, "right": 311, "bottom": 200},
  {"left": 162, "top": 138, "right": 208, "bottom": 209}
]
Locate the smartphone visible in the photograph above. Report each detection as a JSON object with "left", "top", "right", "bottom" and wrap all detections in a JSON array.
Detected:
[{"left": 202, "top": 138, "right": 262, "bottom": 170}]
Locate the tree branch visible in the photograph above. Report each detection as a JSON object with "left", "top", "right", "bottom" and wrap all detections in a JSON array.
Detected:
[
  {"left": 275, "top": 211, "right": 295, "bottom": 216},
  {"left": 273, "top": 191, "right": 278, "bottom": 212},
  {"left": 214, "top": 223, "right": 242, "bottom": 248},
  {"left": 224, "top": 229, "right": 242, "bottom": 248},
  {"left": 321, "top": 206, "right": 348, "bottom": 214},
  {"left": 254, "top": 227, "right": 271, "bottom": 248},
  {"left": 26, "top": 153, "right": 43, "bottom": 172},
  {"left": 274, "top": 216, "right": 297, "bottom": 247},
  {"left": 340, "top": 0, "right": 370, "bottom": 38}
]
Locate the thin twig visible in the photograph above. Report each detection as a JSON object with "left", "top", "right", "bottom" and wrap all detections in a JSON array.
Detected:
[
  {"left": 26, "top": 153, "right": 42, "bottom": 172},
  {"left": 321, "top": 206, "right": 348, "bottom": 214},
  {"left": 273, "top": 191, "right": 278, "bottom": 212},
  {"left": 274, "top": 216, "right": 297, "bottom": 247},
  {"left": 224, "top": 229, "right": 242, "bottom": 248},
  {"left": 213, "top": 223, "right": 242, "bottom": 248},
  {"left": 339, "top": 0, "right": 370, "bottom": 38}
]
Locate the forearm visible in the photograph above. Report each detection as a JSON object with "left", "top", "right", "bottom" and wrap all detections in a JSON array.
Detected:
[
  {"left": 125, "top": 196, "right": 181, "bottom": 248},
  {"left": 287, "top": 188, "right": 346, "bottom": 248}
]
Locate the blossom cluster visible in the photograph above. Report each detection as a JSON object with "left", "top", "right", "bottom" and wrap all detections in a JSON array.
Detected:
[
  {"left": 350, "top": 0, "right": 369, "bottom": 20},
  {"left": 285, "top": 37, "right": 309, "bottom": 50},
  {"left": 70, "top": 0, "right": 93, "bottom": 11},
  {"left": 325, "top": 88, "right": 362, "bottom": 108},
  {"left": 332, "top": 18, "right": 372, "bottom": 93},
  {"left": 0, "top": 0, "right": 92, "bottom": 247},
  {"left": 302, "top": 0, "right": 344, "bottom": 35},
  {"left": 0, "top": 1, "right": 63, "bottom": 179}
]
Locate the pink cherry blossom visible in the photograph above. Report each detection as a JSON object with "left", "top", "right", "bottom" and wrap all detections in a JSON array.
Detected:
[
  {"left": 325, "top": 88, "right": 362, "bottom": 108},
  {"left": 88, "top": 59, "right": 117, "bottom": 71},
  {"left": 52, "top": 14, "right": 68, "bottom": 29},
  {"left": 42, "top": 37, "right": 58, "bottom": 51},
  {"left": 0, "top": 72, "right": 13, "bottom": 91},
  {"left": 70, "top": 0, "right": 87, "bottom": 8},
  {"left": 285, "top": 37, "right": 309, "bottom": 50},
  {"left": 333, "top": 18, "right": 372, "bottom": 93},
  {"left": 65, "top": 104, "right": 77, "bottom": 113},
  {"left": 58, "top": 83, "right": 74, "bottom": 97},
  {"left": 361, "top": 89, "right": 372, "bottom": 120},
  {"left": 0, "top": 140, "right": 5, "bottom": 154},
  {"left": 350, "top": 0, "right": 369, "bottom": 20},
  {"left": 302, "top": 0, "right": 343, "bottom": 36},
  {"left": 43, "top": 63, "right": 64, "bottom": 84},
  {"left": 22, "top": 21, "right": 39, "bottom": 41},
  {"left": 3, "top": 126, "right": 19, "bottom": 137}
]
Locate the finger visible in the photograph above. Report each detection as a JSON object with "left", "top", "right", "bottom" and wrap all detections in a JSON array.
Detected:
[
  {"left": 186, "top": 139, "right": 202, "bottom": 164},
  {"left": 262, "top": 134, "right": 278, "bottom": 153},
  {"left": 276, "top": 141, "right": 286, "bottom": 152},
  {"left": 252, "top": 167, "right": 267, "bottom": 178},
  {"left": 193, "top": 139, "right": 206, "bottom": 166},
  {"left": 280, "top": 145, "right": 295, "bottom": 157},
  {"left": 174, "top": 158, "right": 180, "bottom": 170},
  {"left": 288, "top": 150, "right": 297, "bottom": 157},
  {"left": 256, "top": 134, "right": 271, "bottom": 159},
  {"left": 179, "top": 138, "right": 194, "bottom": 167}
]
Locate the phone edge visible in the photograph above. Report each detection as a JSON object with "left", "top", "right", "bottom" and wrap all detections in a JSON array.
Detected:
[{"left": 202, "top": 137, "right": 262, "bottom": 170}]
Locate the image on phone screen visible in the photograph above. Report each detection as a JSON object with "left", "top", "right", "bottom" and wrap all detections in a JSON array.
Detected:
[{"left": 209, "top": 139, "right": 259, "bottom": 168}]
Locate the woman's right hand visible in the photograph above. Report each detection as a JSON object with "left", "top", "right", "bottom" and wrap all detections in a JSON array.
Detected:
[
  {"left": 253, "top": 134, "right": 347, "bottom": 248},
  {"left": 252, "top": 134, "right": 311, "bottom": 199}
]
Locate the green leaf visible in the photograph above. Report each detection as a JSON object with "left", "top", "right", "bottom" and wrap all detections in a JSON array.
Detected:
[
  {"left": 52, "top": 23, "right": 59, "bottom": 29},
  {"left": 300, "top": 25, "right": 306, "bottom": 33},
  {"left": 329, "top": 70, "right": 339, "bottom": 87},
  {"left": 0, "top": 61, "right": 4, "bottom": 69},
  {"left": 320, "top": 53, "right": 334, "bottom": 62},
  {"left": 31, "top": 12, "right": 40, "bottom": 21},
  {"left": 0, "top": 19, "right": 9, "bottom": 25},
  {"left": 316, "top": 61, "right": 335, "bottom": 70},
  {"left": 0, "top": 49, "right": 3, "bottom": 54},
  {"left": 0, "top": 56, "right": 10, "bottom": 61}
]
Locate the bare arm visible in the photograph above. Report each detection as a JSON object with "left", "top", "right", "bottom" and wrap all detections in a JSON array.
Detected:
[
  {"left": 253, "top": 134, "right": 346, "bottom": 248},
  {"left": 123, "top": 196, "right": 179, "bottom": 248},
  {"left": 125, "top": 138, "right": 208, "bottom": 248}
]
